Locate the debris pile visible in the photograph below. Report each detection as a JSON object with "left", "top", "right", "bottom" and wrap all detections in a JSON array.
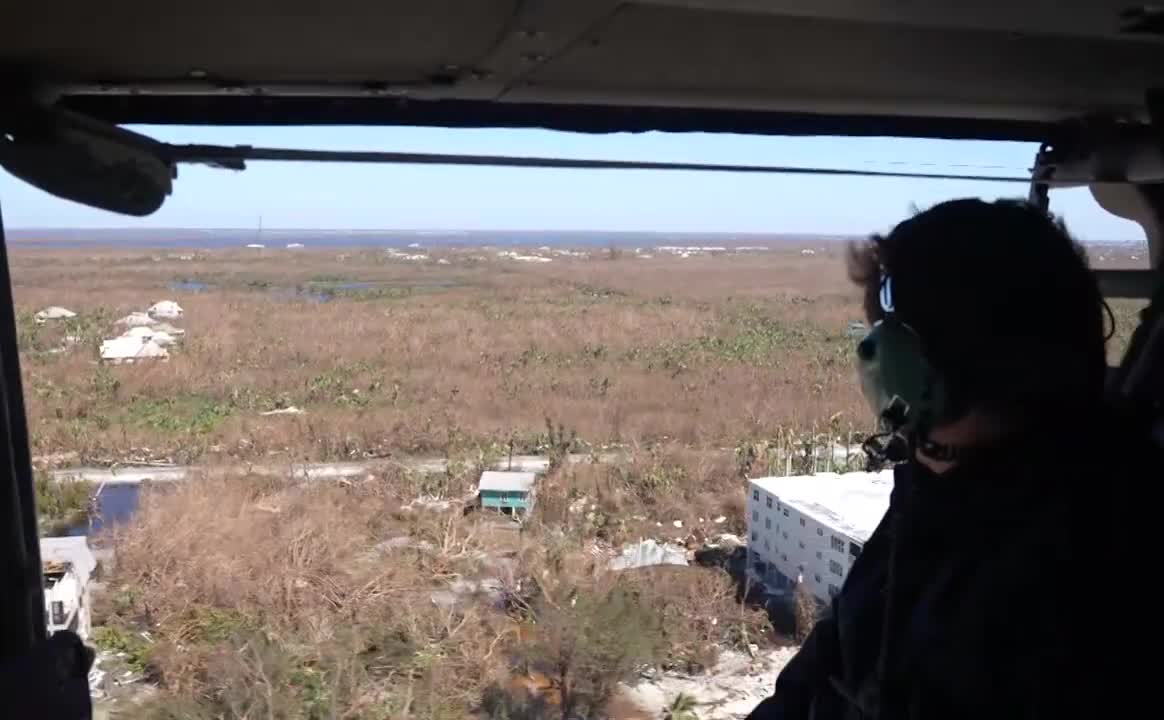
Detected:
[
  {"left": 102, "top": 300, "right": 187, "bottom": 364},
  {"left": 260, "top": 406, "right": 305, "bottom": 416},
  {"left": 609, "top": 538, "right": 689, "bottom": 571},
  {"left": 35, "top": 306, "right": 77, "bottom": 323},
  {"left": 386, "top": 248, "right": 427, "bottom": 261},
  {"left": 115, "top": 312, "right": 157, "bottom": 328},
  {"left": 100, "top": 336, "right": 170, "bottom": 363},
  {"left": 497, "top": 250, "right": 552, "bottom": 263},
  {"left": 621, "top": 646, "right": 799, "bottom": 720},
  {"left": 89, "top": 653, "right": 108, "bottom": 700},
  {"left": 147, "top": 300, "right": 184, "bottom": 320}
]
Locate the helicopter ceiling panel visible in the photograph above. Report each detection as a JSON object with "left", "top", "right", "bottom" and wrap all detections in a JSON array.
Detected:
[{"left": 2, "top": 0, "right": 1163, "bottom": 137}]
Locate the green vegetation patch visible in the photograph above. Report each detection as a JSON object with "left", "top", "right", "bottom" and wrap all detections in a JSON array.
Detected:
[
  {"left": 93, "top": 624, "right": 155, "bottom": 675},
  {"left": 35, "top": 472, "right": 91, "bottom": 534},
  {"left": 126, "top": 394, "right": 233, "bottom": 435}
]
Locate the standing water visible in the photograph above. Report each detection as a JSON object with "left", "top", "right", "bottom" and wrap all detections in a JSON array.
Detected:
[{"left": 66, "top": 484, "right": 144, "bottom": 536}]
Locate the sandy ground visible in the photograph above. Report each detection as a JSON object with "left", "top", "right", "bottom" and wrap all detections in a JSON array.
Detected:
[{"left": 619, "top": 646, "right": 798, "bottom": 719}]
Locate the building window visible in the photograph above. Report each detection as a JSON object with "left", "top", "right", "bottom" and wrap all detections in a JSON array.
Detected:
[
  {"left": 782, "top": 532, "right": 788, "bottom": 540},
  {"left": 814, "top": 573, "right": 822, "bottom": 583},
  {"left": 829, "top": 559, "right": 844, "bottom": 576},
  {"left": 816, "top": 551, "right": 823, "bottom": 560},
  {"left": 782, "top": 508, "right": 790, "bottom": 517},
  {"left": 752, "top": 510, "right": 759, "bottom": 522},
  {"left": 850, "top": 542, "right": 862, "bottom": 558},
  {"left": 828, "top": 584, "right": 841, "bottom": 598},
  {"left": 765, "top": 517, "right": 772, "bottom": 529},
  {"left": 50, "top": 601, "right": 65, "bottom": 626},
  {"left": 764, "top": 539, "right": 770, "bottom": 550},
  {"left": 831, "top": 536, "right": 846, "bottom": 552},
  {"left": 753, "top": 489, "right": 759, "bottom": 501},
  {"left": 798, "top": 541, "right": 805, "bottom": 549},
  {"left": 782, "top": 553, "right": 788, "bottom": 561},
  {"left": 800, "top": 518, "right": 806, "bottom": 527},
  {"left": 766, "top": 496, "right": 773, "bottom": 508},
  {"left": 751, "top": 531, "right": 758, "bottom": 542},
  {"left": 817, "top": 528, "right": 824, "bottom": 536}
]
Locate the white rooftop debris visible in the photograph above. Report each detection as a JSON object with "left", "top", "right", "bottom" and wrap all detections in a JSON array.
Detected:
[
  {"left": 246, "top": 243, "right": 266, "bottom": 249},
  {"left": 801, "top": 248, "right": 817, "bottom": 256},
  {"left": 437, "top": 258, "right": 451, "bottom": 265},
  {"left": 478, "top": 470, "right": 537, "bottom": 493},
  {"left": 714, "top": 516, "right": 727, "bottom": 524},
  {"left": 147, "top": 300, "right": 184, "bottom": 320},
  {"left": 286, "top": 243, "right": 305, "bottom": 249},
  {"left": 35, "top": 306, "right": 77, "bottom": 322},
  {"left": 146, "top": 331, "right": 178, "bottom": 347},
  {"left": 386, "top": 248, "right": 427, "bottom": 261},
  {"left": 672, "top": 520, "right": 684, "bottom": 528},
  {"left": 100, "top": 336, "right": 170, "bottom": 363},
  {"left": 115, "top": 312, "right": 158, "bottom": 328},
  {"left": 260, "top": 406, "right": 305, "bottom": 416},
  {"left": 657, "top": 246, "right": 727, "bottom": 253},
  {"left": 497, "top": 250, "right": 552, "bottom": 263},
  {"left": 609, "top": 539, "right": 689, "bottom": 570},
  {"left": 119, "top": 326, "right": 179, "bottom": 348},
  {"left": 750, "top": 471, "right": 893, "bottom": 543},
  {"left": 707, "top": 533, "right": 744, "bottom": 548},
  {"left": 150, "top": 322, "right": 186, "bottom": 337}
]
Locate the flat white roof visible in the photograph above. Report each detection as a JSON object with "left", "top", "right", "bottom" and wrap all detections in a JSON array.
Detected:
[
  {"left": 750, "top": 471, "right": 893, "bottom": 543},
  {"left": 478, "top": 471, "right": 536, "bottom": 493},
  {"left": 41, "top": 536, "right": 96, "bottom": 585}
]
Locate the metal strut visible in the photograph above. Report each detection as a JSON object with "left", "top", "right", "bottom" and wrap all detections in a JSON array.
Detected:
[
  {"left": 1028, "top": 142, "right": 1054, "bottom": 212},
  {"left": 166, "top": 144, "right": 1037, "bottom": 183}
]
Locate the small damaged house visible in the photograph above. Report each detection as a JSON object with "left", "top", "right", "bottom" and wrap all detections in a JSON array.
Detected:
[
  {"left": 41, "top": 536, "right": 96, "bottom": 640},
  {"left": 477, "top": 471, "right": 536, "bottom": 516}
]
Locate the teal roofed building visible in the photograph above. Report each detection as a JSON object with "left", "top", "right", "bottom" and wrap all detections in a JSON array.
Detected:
[{"left": 478, "top": 471, "right": 537, "bottom": 516}]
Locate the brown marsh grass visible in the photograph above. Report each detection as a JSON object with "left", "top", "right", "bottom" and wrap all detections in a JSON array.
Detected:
[{"left": 13, "top": 246, "right": 872, "bottom": 465}]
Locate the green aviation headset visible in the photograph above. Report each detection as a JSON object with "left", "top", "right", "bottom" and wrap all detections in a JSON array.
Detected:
[{"left": 855, "top": 273, "right": 955, "bottom": 463}]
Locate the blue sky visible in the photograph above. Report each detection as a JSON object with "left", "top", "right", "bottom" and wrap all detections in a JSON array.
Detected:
[{"left": 0, "top": 126, "right": 1144, "bottom": 242}]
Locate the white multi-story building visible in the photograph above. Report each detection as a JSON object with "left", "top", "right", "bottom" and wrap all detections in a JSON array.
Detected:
[
  {"left": 746, "top": 471, "right": 893, "bottom": 604},
  {"left": 41, "top": 536, "right": 96, "bottom": 641}
]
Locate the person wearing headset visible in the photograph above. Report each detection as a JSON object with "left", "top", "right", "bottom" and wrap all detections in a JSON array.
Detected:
[{"left": 747, "top": 198, "right": 1161, "bottom": 720}]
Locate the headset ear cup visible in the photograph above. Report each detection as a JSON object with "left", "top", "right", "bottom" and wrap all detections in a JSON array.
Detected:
[{"left": 858, "top": 318, "right": 944, "bottom": 433}]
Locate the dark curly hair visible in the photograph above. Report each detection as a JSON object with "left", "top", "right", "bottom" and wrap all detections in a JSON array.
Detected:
[{"left": 848, "top": 198, "right": 1107, "bottom": 424}]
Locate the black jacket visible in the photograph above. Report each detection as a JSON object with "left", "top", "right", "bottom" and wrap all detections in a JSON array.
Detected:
[{"left": 747, "top": 417, "right": 1163, "bottom": 720}]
